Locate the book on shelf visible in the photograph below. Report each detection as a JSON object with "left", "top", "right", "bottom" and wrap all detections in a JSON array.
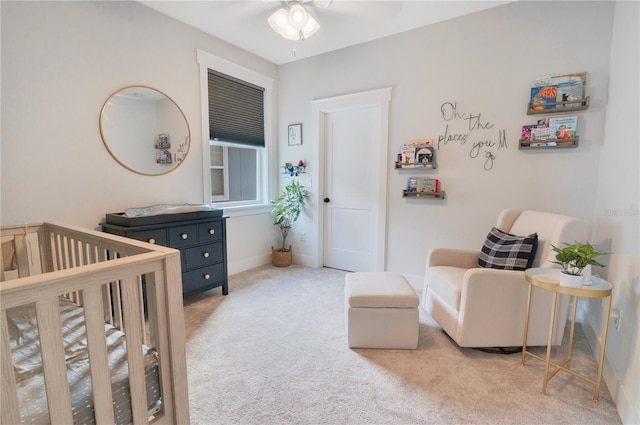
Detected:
[
  {"left": 407, "top": 177, "right": 439, "bottom": 193},
  {"left": 400, "top": 148, "right": 416, "bottom": 165},
  {"left": 521, "top": 124, "right": 539, "bottom": 140},
  {"left": 530, "top": 72, "right": 587, "bottom": 110},
  {"left": 530, "top": 125, "right": 555, "bottom": 141},
  {"left": 556, "top": 80, "right": 585, "bottom": 108},
  {"left": 548, "top": 115, "right": 577, "bottom": 139},
  {"left": 415, "top": 146, "right": 435, "bottom": 167},
  {"left": 398, "top": 139, "right": 434, "bottom": 168},
  {"left": 530, "top": 85, "right": 557, "bottom": 111}
]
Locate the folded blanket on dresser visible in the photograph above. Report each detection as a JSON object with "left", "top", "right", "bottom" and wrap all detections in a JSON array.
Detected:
[{"left": 124, "top": 203, "right": 212, "bottom": 217}]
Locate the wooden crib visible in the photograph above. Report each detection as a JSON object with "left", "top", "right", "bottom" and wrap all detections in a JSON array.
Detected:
[{"left": 1, "top": 222, "right": 190, "bottom": 424}]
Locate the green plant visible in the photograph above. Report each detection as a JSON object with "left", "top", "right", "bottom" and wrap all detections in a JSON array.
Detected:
[
  {"left": 270, "top": 180, "right": 308, "bottom": 251},
  {"left": 551, "top": 242, "right": 610, "bottom": 276}
]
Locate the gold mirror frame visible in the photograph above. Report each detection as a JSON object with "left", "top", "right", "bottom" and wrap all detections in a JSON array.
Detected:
[{"left": 99, "top": 86, "right": 190, "bottom": 176}]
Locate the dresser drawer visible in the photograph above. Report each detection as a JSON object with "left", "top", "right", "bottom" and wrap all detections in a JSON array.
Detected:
[
  {"left": 197, "top": 221, "right": 223, "bottom": 243},
  {"left": 182, "top": 263, "right": 224, "bottom": 294},
  {"left": 184, "top": 242, "right": 223, "bottom": 270},
  {"left": 130, "top": 229, "right": 167, "bottom": 246},
  {"left": 168, "top": 224, "right": 198, "bottom": 248}
]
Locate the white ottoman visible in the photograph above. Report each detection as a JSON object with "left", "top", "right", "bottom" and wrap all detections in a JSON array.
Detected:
[{"left": 345, "top": 272, "right": 419, "bottom": 349}]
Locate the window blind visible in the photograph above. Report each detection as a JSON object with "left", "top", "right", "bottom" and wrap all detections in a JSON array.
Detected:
[{"left": 208, "top": 69, "right": 265, "bottom": 148}]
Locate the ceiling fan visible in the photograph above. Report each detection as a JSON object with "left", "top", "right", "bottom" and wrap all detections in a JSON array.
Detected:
[
  {"left": 264, "top": 0, "right": 404, "bottom": 41},
  {"left": 267, "top": 0, "right": 331, "bottom": 41}
]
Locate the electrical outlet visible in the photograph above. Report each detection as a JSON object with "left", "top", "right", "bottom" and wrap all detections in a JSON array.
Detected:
[
  {"left": 610, "top": 310, "right": 622, "bottom": 332},
  {"left": 299, "top": 232, "right": 306, "bottom": 242},
  {"left": 616, "top": 310, "right": 622, "bottom": 332}
]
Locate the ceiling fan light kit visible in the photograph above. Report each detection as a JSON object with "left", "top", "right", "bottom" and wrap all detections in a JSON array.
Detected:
[{"left": 268, "top": 1, "right": 320, "bottom": 41}]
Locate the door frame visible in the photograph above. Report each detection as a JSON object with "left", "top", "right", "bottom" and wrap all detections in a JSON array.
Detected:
[{"left": 310, "top": 87, "right": 392, "bottom": 270}]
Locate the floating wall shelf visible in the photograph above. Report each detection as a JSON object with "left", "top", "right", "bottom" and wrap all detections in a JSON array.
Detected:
[
  {"left": 395, "top": 161, "right": 437, "bottom": 170},
  {"left": 402, "top": 190, "right": 446, "bottom": 200},
  {"left": 519, "top": 137, "right": 579, "bottom": 150},
  {"left": 282, "top": 165, "right": 306, "bottom": 176},
  {"left": 527, "top": 96, "right": 590, "bottom": 115}
]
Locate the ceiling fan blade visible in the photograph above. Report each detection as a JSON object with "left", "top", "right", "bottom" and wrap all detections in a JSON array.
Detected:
[
  {"left": 309, "top": 0, "right": 334, "bottom": 10},
  {"left": 310, "top": 0, "right": 403, "bottom": 19}
]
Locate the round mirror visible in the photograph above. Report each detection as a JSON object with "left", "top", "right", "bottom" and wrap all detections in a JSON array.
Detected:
[{"left": 100, "top": 86, "right": 190, "bottom": 176}]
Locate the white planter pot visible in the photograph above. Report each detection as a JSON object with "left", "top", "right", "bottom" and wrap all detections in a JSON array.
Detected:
[
  {"left": 582, "top": 264, "right": 592, "bottom": 285},
  {"left": 559, "top": 272, "right": 584, "bottom": 288}
]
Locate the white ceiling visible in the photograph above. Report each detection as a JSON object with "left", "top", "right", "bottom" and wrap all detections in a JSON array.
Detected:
[{"left": 139, "top": 1, "right": 513, "bottom": 65}]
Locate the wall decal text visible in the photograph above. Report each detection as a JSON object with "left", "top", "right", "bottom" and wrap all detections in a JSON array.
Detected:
[{"left": 437, "top": 102, "right": 507, "bottom": 171}]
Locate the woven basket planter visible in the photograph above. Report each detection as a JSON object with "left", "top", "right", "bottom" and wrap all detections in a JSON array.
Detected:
[{"left": 272, "top": 246, "right": 292, "bottom": 267}]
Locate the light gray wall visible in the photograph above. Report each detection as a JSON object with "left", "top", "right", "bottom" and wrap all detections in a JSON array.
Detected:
[
  {"left": 0, "top": 0, "right": 279, "bottom": 274},
  {"left": 590, "top": 1, "right": 640, "bottom": 423}
]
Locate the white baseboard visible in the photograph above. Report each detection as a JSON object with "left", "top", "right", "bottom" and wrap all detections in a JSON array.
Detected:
[
  {"left": 293, "top": 253, "right": 315, "bottom": 268},
  {"left": 581, "top": 316, "right": 638, "bottom": 424},
  {"left": 228, "top": 253, "right": 271, "bottom": 276},
  {"left": 228, "top": 252, "right": 315, "bottom": 275}
]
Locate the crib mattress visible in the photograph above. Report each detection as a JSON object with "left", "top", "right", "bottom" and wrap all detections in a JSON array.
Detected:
[{"left": 7, "top": 296, "right": 161, "bottom": 425}]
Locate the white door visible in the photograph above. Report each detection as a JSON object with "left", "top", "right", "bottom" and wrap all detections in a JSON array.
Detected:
[{"left": 323, "top": 106, "right": 382, "bottom": 272}]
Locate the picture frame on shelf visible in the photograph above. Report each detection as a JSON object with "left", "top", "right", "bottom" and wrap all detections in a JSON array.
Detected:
[
  {"left": 288, "top": 123, "right": 302, "bottom": 146},
  {"left": 156, "top": 133, "right": 170, "bottom": 149},
  {"left": 156, "top": 149, "right": 173, "bottom": 164}
]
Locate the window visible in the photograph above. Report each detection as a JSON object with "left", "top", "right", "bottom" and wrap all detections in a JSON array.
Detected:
[
  {"left": 209, "top": 143, "right": 260, "bottom": 202},
  {"left": 197, "top": 50, "right": 273, "bottom": 209}
]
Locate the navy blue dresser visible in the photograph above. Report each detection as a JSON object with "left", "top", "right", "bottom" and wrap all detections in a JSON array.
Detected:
[{"left": 103, "top": 209, "right": 228, "bottom": 297}]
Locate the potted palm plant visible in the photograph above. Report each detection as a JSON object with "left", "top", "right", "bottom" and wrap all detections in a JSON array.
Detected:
[
  {"left": 270, "top": 180, "right": 308, "bottom": 267},
  {"left": 550, "top": 242, "right": 610, "bottom": 287}
]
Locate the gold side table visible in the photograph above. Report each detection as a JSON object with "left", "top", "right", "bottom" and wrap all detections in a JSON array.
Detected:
[{"left": 521, "top": 268, "right": 613, "bottom": 400}]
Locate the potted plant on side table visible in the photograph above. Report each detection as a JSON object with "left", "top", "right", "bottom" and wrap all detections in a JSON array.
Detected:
[
  {"left": 551, "top": 242, "right": 610, "bottom": 287},
  {"left": 270, "top": 179, "right": 308, "bottom": 267}
]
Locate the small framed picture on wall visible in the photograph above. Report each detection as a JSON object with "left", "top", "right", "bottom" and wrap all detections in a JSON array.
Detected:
[{"left": 288, "top": 123, "right": 302, "bottom": 146}]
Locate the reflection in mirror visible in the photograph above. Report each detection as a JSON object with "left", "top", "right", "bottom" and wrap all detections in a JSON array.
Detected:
[{"left": 100, "top": 86, "right": 190, "bottom": 176}]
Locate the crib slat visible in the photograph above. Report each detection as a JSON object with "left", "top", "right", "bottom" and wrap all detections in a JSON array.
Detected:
[
  {"left": 1, "top": 310, "right": 21, "bottom": 425},
  {"left": 73, "top": 238, "right": 81, "bottom": 267},
  {"left": 82, "top": 286, "right": 116, "bottom": 425},
  {"left": 52, "top": 233, "right": 64, "bottom": 271},
  {"left": 112, "top": 280, "right": 123, "bottom": 329},
  {"left": 145, "top": 272, "right": 159, "bottom": 349},
  {"left": 14, "top": 234, "right": 29, "bottom": 278},
  {"left": 121, "top": 276, "right": 149, "bottom": 424},
  {"left": 36, "top": 297, "right": 73, "bottom": 424},
  {"left": 145, "top": 269, "right": 175, "bottom": 418},
  {"left": 39, "top": 227, "right": 53, "bottom": 273}
]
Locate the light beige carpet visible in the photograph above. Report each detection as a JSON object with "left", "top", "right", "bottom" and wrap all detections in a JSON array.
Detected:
[{"left": 183, "top": 265, "right": 621, "bottom": 425}]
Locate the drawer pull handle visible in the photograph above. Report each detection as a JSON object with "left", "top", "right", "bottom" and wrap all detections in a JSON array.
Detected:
[
  {"left": 204, "top": 273, "right": 210, "bottom": 280},
  {"left": 209, "top": 229, "right": 215, "bottom": 235},
  {"left": 181, "top": 233, "right": 188, "bottom": 240},
  {"left": 148, "top": 238, "right": 156, "bottom": 244},
  {"left": 203, "top": 252, "right": 210, "bottom": 258}
]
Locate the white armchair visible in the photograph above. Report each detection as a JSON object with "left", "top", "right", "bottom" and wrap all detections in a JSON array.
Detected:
[{"left": 422, "top": 209, "right": 591, "bottom": 348}]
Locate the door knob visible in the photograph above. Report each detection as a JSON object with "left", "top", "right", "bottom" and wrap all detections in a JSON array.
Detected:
[{"left": 323, "top": 197, "right": 330, "bottom": 203}]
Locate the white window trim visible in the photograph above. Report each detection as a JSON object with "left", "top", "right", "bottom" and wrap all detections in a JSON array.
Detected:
[
  {"left": 209, "top": 143, "right": 229, "bottom": 202},
  {"left": 197, "top": 49, "right": 274, "bottom": 210}
]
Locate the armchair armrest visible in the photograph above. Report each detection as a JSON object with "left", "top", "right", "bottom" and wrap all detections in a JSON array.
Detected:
[
  {"left": 461, "top": 268, "right": 528, "bottom": 313},
  {"left": 427, "top": 248, "right": 480, "bottom": 269},
  {"left": 455, "top": 268, "right": 529, "bottom": 346},
  {"left": 462, "top": 267, "right": 526, "bottom": 295}
]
